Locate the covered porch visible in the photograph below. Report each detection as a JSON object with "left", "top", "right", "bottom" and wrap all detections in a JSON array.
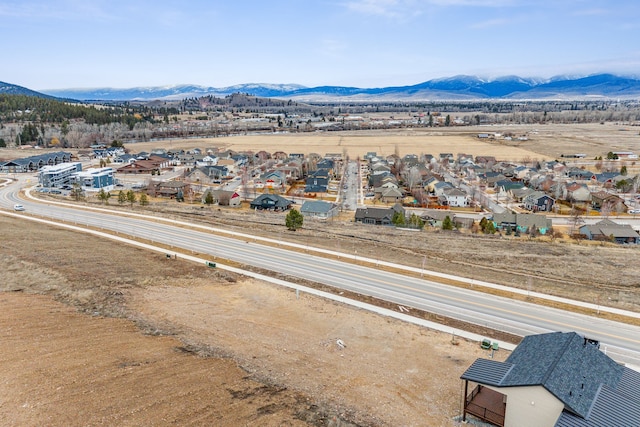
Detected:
[{"left": 462, "top": 382, "right": 506, "bottom": 427}]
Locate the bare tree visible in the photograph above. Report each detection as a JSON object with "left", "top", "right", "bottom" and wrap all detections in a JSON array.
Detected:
[{"left": 569, "top": 205, "right": 585, "bottom": 235}]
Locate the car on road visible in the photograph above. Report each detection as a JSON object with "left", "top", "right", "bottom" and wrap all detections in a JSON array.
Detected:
[{"left": 13, "top": 204, "right": 25, "bottom": 211}]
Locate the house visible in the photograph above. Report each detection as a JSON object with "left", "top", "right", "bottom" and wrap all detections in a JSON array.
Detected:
[
  {"left": 565, "top": 182, "right": 591, "bottom": 203},
  {"left": 300, "top": 200, "right": 339, "bottom": 220},
  {"left": 379, "top": 187, "right": 404, "bottom": 204},
  {"left": 565, "top": 168, "right": 596, "bottom": 182},
  {"left": 260, "top": 171, "right": 286, "bottom": 189},
  {"left": 419, "top": 210, "right": 471, "bottom": 228},
  {"left": 590, "top": 191, "right": 627, "bottom": 213},
  {"left": 195, "top": 155, "right": 219, "bottom": 167},
  {"left": 523, "top": 191, "right": 555, "bottom": 212},
  {"left": 186, "top": 166, "right": 229, "bottom": 184},
  {"left": 594, "top": 172, "right": 621, "bottom": 187},
  {"left": 305, "top": 175, "right": 329, "bottom": 193},
  {"left": 148, "top": 181, "right": 190, "bottom": 199},
  {"left": 492, "top": 212, "right": 553, "bottom": 234},
  {"left": 579, "top": 219, "right": 640, "bottom": 244},
  {"left": 117, "top": 155, "right": 169, "bottom": 175},
  {"left": 249, "top": 194, "right": 292, "bottom": 211},
  {"left": 272, "top": 151, "right": 288, "bottom": 161},
  {"left": 0, "top": 151, "right": 73, "bottom": 173},
  {"left": 461, "top": 331, "right": 640, "bottom": 427},
  {"left": 442, "top": 187, "right": 468, "bottom": 207},
  {"left": 433, "top": 181, "right": 454, "bottom": 197},
  {"left": 354, "top": 204, "right": 405, "bottom": 226},
  {"left": 370, "top": 163, "right": 391, "bottom": 175},
  {"left": 202, "top": 189, "right": 241, "bottom": 207},
  {"left": 475, "top": 156, "right": 497, "bottom": 166}
]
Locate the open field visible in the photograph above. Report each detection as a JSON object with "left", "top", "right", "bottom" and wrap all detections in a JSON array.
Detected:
[
  {"left": 122, "top": 123, "right": 640, "bottom": 161},
  {"left": 0, "top": 214, "right": 509, "bottom": 427}
]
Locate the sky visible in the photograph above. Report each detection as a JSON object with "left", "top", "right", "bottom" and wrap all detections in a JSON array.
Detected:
[{"left": 2, "top": 0, "right": 640, "bottom": 90}]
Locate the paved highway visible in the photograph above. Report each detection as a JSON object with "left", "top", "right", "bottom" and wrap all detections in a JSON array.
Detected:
[{"left": 2, "top": 176, "right": 640, "bottom": 366}]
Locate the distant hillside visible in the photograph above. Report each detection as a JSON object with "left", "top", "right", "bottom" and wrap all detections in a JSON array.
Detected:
[
  {"left": 0, "top": 81, "right": 57, "bottom": 99},
  {"left": 38, "top": 73, "right": 640, "bottom": 101},
  {"left": 43, "top": 83, "right": 306, "bottom": 102}
]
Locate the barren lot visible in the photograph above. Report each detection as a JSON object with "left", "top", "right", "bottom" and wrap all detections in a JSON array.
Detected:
[
  {"left": 126, "top": 122, "right": 640, "bottom": 161},
  {"left": 0, "top": 215, "right": 507, "bottom": 427}
]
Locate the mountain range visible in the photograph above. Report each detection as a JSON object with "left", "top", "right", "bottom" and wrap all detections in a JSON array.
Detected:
[{"left": 4, "top": 74, "right": 640, "bottom": 102}]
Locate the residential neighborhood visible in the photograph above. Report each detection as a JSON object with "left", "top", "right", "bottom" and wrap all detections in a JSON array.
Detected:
[{"left": 4, "top": 143, "right": 640, "bottom": 244}]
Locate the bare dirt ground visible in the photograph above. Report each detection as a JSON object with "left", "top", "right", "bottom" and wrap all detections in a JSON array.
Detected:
[
  {"left": 0, "top": 214, "right": 507, "bottom": 427},
  {"left": 125, "top": 122, "right": 640, "bottom": 161},
  {"left": 4, "top": 122, "right": 637, "bottom": 163}
]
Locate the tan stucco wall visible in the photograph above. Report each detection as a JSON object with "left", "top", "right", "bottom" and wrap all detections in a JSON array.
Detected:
[{"left": 484, "top": 385, "right": 564, "bottom": 427}]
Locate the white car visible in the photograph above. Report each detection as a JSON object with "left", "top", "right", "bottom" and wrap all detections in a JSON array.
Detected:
[
  {"left": 629, "top": 209, "right": 640, "bottom": 214},
  {"left": 13, "top": 204, "right": 25, "bottom": 211}
]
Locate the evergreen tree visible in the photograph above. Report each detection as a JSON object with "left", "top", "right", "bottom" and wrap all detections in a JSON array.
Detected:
[
  {"left": 391, "top": 211, "right": 406, "bottom": 227},
  {"left": 126, "top": 189, "right": 137, "bottom": 207},
  {"left": 117, "top": 190, "right": 126, "bottom": 205},
  {"left": 408, "top": 213, "right": 424, "bottom": 229},
  {"left": 204, "top": 190, "right": 214, "bottom": 205},
  {"left": 285, "top": 208, "right": 304, "bottom": 231},
  {"left": 97, "top": 188, "right": 111, "bottom": 205},
  {"left": 139, "top": 193, "right": 149, "bottom": 206},
  {"left": 442, "top": 215, "right": 453, "bottom": 230}
]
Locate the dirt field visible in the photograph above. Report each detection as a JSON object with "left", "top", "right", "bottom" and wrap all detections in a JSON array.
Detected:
[
  {"left": 0, "top": 214, "right": 509, "bottom": 427},
  {"left": 123, "top": 123, "right": 640, "bottom": 161}
]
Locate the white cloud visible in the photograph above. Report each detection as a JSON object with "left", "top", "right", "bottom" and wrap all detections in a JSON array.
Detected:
[
  {"left": 342, "top": 0, "right": 518, "bottom": 21},
  {"left": 470, "top": 18, "right": 509, "bottom": 29},
  {"left": 344, "top": 0, "right": 403, "bottom": 17},
  {"left": 0, "top": 0, "right": 117, "bottom": 22},
  {"left": 426, "top": 0, "right": 515, "bottom": 6}
]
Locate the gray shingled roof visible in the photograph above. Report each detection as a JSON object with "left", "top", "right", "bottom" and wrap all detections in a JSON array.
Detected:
[
  {"left": 580, "top": 220, "right": 640, "bottom": 239},
  {"left": 554, "top": 384, "right": 640, "bottom": 427},
  {"left": 460, "top": 358, "right": 514, "bottom": 386},
  {"left": 503, "top": 333, "right": 623, "bottom": 418},
  {"left": 300, "top": 200, "right": 335, "bottom": 214},
  {"left": 461, "top": 332, "right": 638, "bottom": 424}
]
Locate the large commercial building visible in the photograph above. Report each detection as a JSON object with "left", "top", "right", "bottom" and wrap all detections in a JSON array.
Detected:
[
  {"left": 71, "top": 167, "right": 115, "bottom": 192},
  {"left": 38, "top": 162, "right": 82, "bottom": 188}
]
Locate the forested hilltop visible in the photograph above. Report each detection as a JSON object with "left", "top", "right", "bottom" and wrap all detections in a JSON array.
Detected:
[{"left": 1, "top": 92, "right": 640, "bottom": 149}]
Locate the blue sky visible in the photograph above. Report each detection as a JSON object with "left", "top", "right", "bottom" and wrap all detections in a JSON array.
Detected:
[{"left": 2, "top": 0, "right": 640, "bottom": 90}]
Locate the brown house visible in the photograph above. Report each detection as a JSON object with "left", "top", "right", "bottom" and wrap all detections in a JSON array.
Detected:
[
  {"left": 117, "top": 155, "right": 170, "bottom": 175},
  {"left": 148, "top": 181, "right": 190, "bottom": 198},
  {"left": 591, "top": 191, "right": 627, "bottom": 213}
]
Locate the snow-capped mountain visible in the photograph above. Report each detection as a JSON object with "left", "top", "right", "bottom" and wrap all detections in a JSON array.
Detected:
[{"left": 32, "top": 74, "right": 640, "bottom": 101}]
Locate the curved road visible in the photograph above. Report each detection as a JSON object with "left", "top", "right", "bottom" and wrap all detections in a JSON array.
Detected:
[{"left": 2, "top": 177, "right": 640, "bottom": 367}]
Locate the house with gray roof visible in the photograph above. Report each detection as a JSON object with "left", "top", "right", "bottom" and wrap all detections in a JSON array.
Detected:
[
  {"left": 300, "top": 200, "right": 338, "bottom": 220},
  {"left": 461, "top": 331, "right": 640, "bottom": 427},
  {"left": 523, "top": 191, "right": 555, "bottom": 212},
  {"left": 249, "top": 194, "right": 292, "bottom": 211},
  {"left": 579, "top": 219, "right": 640, "bottom": 244},
  {"left": 492, "top": 212, "right": 553, "bottom": 234},
  {"left": 0, "top": 151, "right": 73, "bottom": 173},
  {"left": 354, "top": 204, "right": 404, "bottom": 226}
]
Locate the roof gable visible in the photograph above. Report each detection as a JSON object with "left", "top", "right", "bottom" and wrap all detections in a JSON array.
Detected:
[{"left": 503, "top": 333, "right": 623, "bottom": 418}]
